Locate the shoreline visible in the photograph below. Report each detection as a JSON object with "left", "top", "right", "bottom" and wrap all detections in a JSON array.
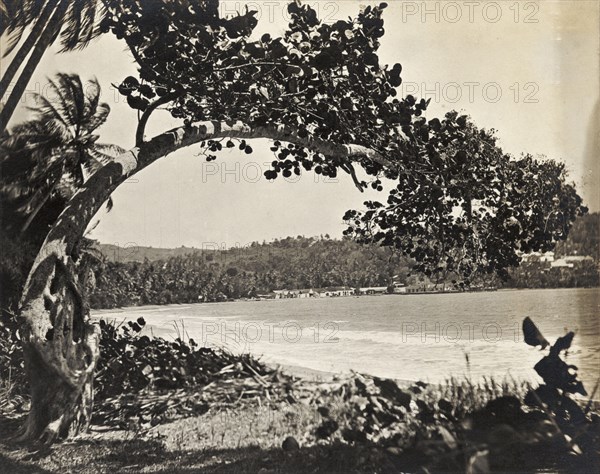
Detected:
[
  {"left": 90, "top": 287, "right": 600, "bottom": 394},
  {"left": 275, "top": 363, "right": 423, "bottom": 390},
  {"left": 276, "top": 363, "right": 336, "bottom": 381},
  {"left": 91, "top": 285, "right": 600, "bottom": 313}
]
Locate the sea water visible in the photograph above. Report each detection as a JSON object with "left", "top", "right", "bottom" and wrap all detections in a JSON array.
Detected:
[{"left": 94, "top": 288, "right": 599, "bottom": 389}]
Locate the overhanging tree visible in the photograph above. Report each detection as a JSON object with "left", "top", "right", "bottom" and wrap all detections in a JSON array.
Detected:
[{"left": 15, "top": 0, "right": 586, "bottom": 442}]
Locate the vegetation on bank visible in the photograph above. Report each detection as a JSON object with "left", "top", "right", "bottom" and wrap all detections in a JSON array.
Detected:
[
  {"left": 0, "top": 0, "right": 593, "bottom": 450},
  {"left": 1, "top": 312, "right": 599, "bottom": 472},
  {"left": 2, "top": 214, "right": 597, "bottom": 313},
  {"left": 86, "top": 214, "right": 599, "bottom": 309},
  {"left": 90, "top": 237, "right": 413, "bottom": 308},
  {"left": 509, "top": 213, "right": 600, "bottom": 288}
]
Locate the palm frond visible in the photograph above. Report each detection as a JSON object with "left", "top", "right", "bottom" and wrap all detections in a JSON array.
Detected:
[
  {"left": 69, "top": 73, "right": 86, "bottom": 133},
  {"left": 67, "top": 0, "right": 84, "bottom": 49},
  {"left": 27, "top": 92, "right": 67, "bottom": 131},
  {"left": 84, "top": 76, "right": 101, "bottom": 118},
  {"left": 86, "top": 101, "right": 111, "bottom": 131},
  {"left": 1, "top": 122, "right": 63, "bottom": 171},
  {"left": 59, "top": 0, "right": 104, "bottom": 52},
  {"left": 76, "top": 237, "right": 105, "bottom": 263},
  {"left": 17, "top": 186, "right": 49, "bottom": 214},
  {"left": 0, "top": 0, "right": 8, "bottom": 24},
  {"left": 93, "top": 143, "right": 126, "bottom": 158},
  {"left": 48, "top": 74, "right": 77, "bottom": 130},
  {"left": 0, "top": 149, "right": 38, "bottom": 181},
  {"left": 1, "top": 24, "right": 26, "bottom": 57},
  {"left": 3, "top": 72, "right": 120, "bottom": 215},
  {"left": 0, "top": 182, "right": 37, "bottom": 199},
  {"left": 80, "top": 153, "right": 106, "bottom": 178},
  {"left": 27, "top": 156, "right": 63, "bottom": 185},
  {"left": 54, "top": 172, "right": 79, "bottom": 199},
  {"left": 0, "top": 0, "right": 47, "bottom": 39}
]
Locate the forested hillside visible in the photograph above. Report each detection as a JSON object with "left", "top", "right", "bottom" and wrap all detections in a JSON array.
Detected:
[
  {"left": 554, "top": 212, "right": 600, "bottom": 259},
  {"left": 91, "top": 236, "right": 413, "bottom": 308},
  {"left": 508, "top": 213, "right": 599, "bottom": 288},
  {"left": 90, "top": 214, "right": 599, "bottom": 309}
]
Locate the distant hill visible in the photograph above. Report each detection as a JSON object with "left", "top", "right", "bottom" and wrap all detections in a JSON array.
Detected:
[
  {"left": 98, "top": 213, "right": 599, "bottom": 264},
  {"left": 90, "top": 236, "right": 413, "bottom": 308},
  {"left": 90, "top": 214, "right": 598, "bottom": 309},
  {"left": 98, "top": 244, "right": 208, "bottom": 262}
]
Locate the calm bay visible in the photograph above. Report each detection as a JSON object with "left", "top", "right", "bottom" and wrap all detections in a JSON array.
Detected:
[{"left": 94, "top": 287, "right": 599, "bottom": 390}]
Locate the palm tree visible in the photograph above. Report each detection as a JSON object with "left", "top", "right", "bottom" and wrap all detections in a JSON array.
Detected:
[
  {"left": 0, "top": 73, "right": 124, "bottom": 234},
  {"left": 0, "top": 0, "right": 107, "bottom": 133}
]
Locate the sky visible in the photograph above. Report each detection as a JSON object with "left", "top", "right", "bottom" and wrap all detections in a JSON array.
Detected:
[{"left": 4, "top": 0, "right": 599, "bottom": 249}]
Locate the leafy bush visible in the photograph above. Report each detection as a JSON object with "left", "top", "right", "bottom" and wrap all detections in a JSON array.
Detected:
[
  {"left": 95, "top": 318, "right": 271, "bottom": 398},
  {"left": 93, "top": 318, "right": 284, "bottom": 426},
  {"left": 1, "top": 314, "right": 280, "bottom": 424},
  {"left": 0, "top": 311, "right": 25, "bottom": 391},
  {"left": 301, "top": 319, "right": 599, "bottom": 472}
]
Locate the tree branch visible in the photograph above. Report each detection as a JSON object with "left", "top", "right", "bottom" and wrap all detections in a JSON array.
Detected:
[
  {"left": 340, "top": 162, "right": 364, "bottom": 192},
  {"left": 214, "top": 61, "right": 294, "bottom": 72},
  {"left": 135, "top": 119, "right": 394, "bottom": 171},
  {"left": 20, "top": 119, "right": 394, "bottom": 345},
  {"left": 135, "top": 93, "right": 179, "bottom": 146}
]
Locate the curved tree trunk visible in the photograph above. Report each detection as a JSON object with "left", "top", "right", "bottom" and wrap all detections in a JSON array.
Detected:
[
  {"left": 20, "top": 182, "right": 57, "bottom": 234},
  {"left": 18, "top": 120, "right": 383, "bottom": 442},
  {"left": 0, "top": 0, "right": 59, "bottom": 99},
  {"left": 0, "top": 0, "right": 67, "bottom": 134}
]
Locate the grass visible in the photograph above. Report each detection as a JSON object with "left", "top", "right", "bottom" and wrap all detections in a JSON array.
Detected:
[
  {"left": 433, "top": 376, "right": 531, "bottom": 415},
  {"left": 0, "top": 315, "right": 597, "bottom": 473},
  {"left": 0, "top": 397, "right": 393, "bottom": 473},
  {"left": 1, "top": 371, "right": 598, "bottom": 473}
]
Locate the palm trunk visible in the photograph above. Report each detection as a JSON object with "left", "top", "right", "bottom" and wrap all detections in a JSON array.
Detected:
[
  {"left": 0, "top": 0, "right": 67, "bottom": 134},
  {"left": 0, "top": 0, "right": 59, "bottom": 100},
  {"left": 20, "top": 185, "right": 55, "bottom": 234},
  {"left": 18, "top": 119, "right": 380, "bottom": 443}
]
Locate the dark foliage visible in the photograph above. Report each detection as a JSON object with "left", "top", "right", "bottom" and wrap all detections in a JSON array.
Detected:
[
  {"left": 522, "top": 316, "right": 550, "bottom": 349},
  {"left": 93, "top": 317, "right": 285, "bottom": 426},
  {"left": 508, "top": 259, "right": 600, "bottom": 289},
  {"left": 0, "top": 310, "right": 25, "bottom": 390},
  {"left": 523, "top": 318, "right": 588, "bottom": 398},
  {"left": 96, "top": 317, "right": 260, "bottom": 397},
  {"left": 98, "top": 0, "right": 587, "bottom": 283},
  {"left": 344, "top": 121, "right": 587, "bottom": 284},
  {"left": 299, "top": 322, "right": 599, "bottom": 472},
  {"left": 1, "top": 312, "right": 284, "bottom": 425}
]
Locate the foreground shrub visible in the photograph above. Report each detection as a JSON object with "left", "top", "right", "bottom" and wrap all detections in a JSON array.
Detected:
[
  {"left": 93, "top": 318, "right": 285, "bottom": 426},
  {"left": 0, "top": 311, "right": 25, "bottom": 391},
  {"left": 1, "top": 315, "right": 282, "bottom": 425},
  {"left": 298, "top": 319, "right": 599, "bottom": 472}
]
